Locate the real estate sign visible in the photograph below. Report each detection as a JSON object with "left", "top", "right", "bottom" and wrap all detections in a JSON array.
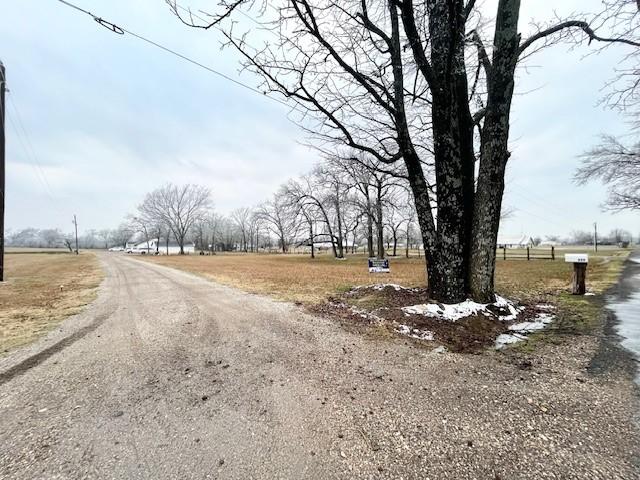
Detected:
[{"left": 368, "top": 258, "right": 390, "bottom": 273}]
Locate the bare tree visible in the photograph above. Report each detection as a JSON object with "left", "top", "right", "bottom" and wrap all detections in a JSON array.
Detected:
[
  {"left": 41, "top": 228, "right": 63, "bottom": 248},
  {"left": 608, "top": 228, "right": 632, "bottom": 244},
  {"left": 112, "top": 223, "right": 134, "bottom": 249},
  {"left": 576, "top": 2, "right": 640, "bottom": 209},
  {"left": 208, "top": 212, "right": 224, "bottom": 253},
  {"left": 139, "top": 184, "right": 212, "bottom": 255},
  {"left": 127, "top": 215, "right": 152, "bottom": 253},
  {"left": 283, "top": 175, "right": 341, "bottom": 257},
  {"left": 95, "top": 229, "right": 112, "bottom": 249},
  {"left": 330, "top": 153, "right": 408, "bottom": 258},
  {"left": 314, "top": 164, "right": 351, "bottom": 258},
  {"left": 385, "top": 196, "right": 413, "bottom": 257},
  {"left": 231, "top": 207, "right": 253, "bottom": 252},
  {"left": 170, "top": 0, "right": 638, "bottom": 302},
  {"left": 256, "top": 193, "right": 300, "bottom": 253},
  {"left": 570, "top": 230, "right": 594, "bottom": 245},
  {"left": 575, "top": 135, "right": 640, "bottom": 211}
]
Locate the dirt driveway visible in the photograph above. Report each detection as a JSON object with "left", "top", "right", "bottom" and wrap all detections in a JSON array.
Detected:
[{"left": 0, "top": 253, "right": 637, "bottom": 479}]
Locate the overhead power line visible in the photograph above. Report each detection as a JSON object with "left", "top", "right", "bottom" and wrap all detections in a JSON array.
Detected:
[
  {"left": 8, "top": 95, "right": 57, "bottom": 199},
  {"left": 54, "top": 0, "right": 297, "bottom": 112},
  {"left": 6, "top": 93, "right": 69, "bottom": 216}
]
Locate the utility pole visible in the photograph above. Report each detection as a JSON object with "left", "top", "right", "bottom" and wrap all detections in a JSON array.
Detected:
[
  {"left": 593, "top": 222, "right": 598, "bottom": 253},
  {"left": 0, "top": 61, "right": 6, "bottom": 281},
  {"left": 73, "top": 215, "right": 79, "bottom": 255}
]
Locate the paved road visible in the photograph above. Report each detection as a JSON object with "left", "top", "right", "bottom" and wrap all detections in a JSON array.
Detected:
[
  {"left": 0, "top": 253, "right": 638, "bottom": 479},
  {"left": 608, "top": 251, "right": 640, "bottom": 383}
]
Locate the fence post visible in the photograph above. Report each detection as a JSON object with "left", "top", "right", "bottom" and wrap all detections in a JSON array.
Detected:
[
  {"left": 527, "top": 247, "right": 530, "bottom": 261},
  {"left": 551, "top": 246, "right": 555, "bottom": 261},
  {"left": 503, "top": 246, "right": 506, "bottom": 260}
]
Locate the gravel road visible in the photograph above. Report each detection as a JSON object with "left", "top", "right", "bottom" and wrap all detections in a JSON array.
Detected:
[{"left": 0, "top": 253, "right": 638, "bottom": 479}]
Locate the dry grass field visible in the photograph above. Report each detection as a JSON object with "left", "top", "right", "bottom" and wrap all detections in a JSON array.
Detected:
[
  {"left": 0, "top": 250, "right": 103, "bottom": 354},
  {"left": 139, "top": 246, "right": 630, "bottom": 305}
]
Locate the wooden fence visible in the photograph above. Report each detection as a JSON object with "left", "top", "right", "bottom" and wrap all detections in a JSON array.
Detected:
[{"left": 500, "top": 246, "right": 556, "bottom": 261}]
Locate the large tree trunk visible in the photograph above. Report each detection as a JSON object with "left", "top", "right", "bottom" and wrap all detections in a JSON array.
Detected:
[
  {"left": 404, "top": 147, "right": 475, "bottom": 304},
  {"left": 394, "top": 0, "right": 473, "bottom": 303},
  {"left": 429, "top": 52, "right": 474, "bottom": 299},
  {"left": 469, "top": 0, "right": 521, "bottom": 302}
]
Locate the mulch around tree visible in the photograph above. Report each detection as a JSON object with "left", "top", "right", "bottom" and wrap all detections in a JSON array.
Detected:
[{"left": 309, "top": 284, "right": 546, "bottom": 353}]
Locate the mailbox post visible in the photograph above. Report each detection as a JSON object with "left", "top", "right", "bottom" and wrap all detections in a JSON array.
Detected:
[{"left": 565, "top": 254, "right": 589, "bottom": 295}]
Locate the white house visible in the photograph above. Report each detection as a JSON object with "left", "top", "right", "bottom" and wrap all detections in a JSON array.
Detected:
[
  {"left": 497, "top": 234, "right": 534, "bottom": 249},
  {"left": 127, "top": 238, "right": 195, "bottom": 255}
]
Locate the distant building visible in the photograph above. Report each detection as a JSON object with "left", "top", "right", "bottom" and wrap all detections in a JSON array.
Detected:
[
  {"left": 127, "top": 238, "right": 195, "bottom": 255},
  {"left": 497, "top": 234, "right": 534, "bottom": 249}
]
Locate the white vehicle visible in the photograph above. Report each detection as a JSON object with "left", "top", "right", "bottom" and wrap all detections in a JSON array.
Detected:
[{"left": 108, "top": 246, "right": 125, "bottom": 252}]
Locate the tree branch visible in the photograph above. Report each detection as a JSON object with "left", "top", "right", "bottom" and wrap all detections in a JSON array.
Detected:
[{"left": 519, "top": 19, "right": 640, "bottom": 55}]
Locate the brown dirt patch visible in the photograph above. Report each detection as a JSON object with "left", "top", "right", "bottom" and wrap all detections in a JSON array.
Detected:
[{"left": 312, "top": 284, "right": 569, "bottom": 353}]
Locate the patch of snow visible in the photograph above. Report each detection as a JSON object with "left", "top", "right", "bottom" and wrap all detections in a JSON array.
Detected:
[
  {"left": 493, "top": 295, "right": 510, "bottom": 307},
  {"left": 501, "top": 311, "right": 555, "bottom": 346},
  {"left": 402, "top": 299, "right": 487, "bottom": 321},
  {"left": 372, "top": 283, "right": 405, "bottom": 291},
  {"left": 402, "top": 295, "right": 523, "bottom": 322},
  {"left": 351, "top": 283, "right": 415, "bottom": 292},
  {"left": 536, "top": 304, "right": 556, "bottom": 311},
  {"left": 509, "top": 321, "right": 547, "bottom": 333},
  {"left": 495, "top": 333, "right": 528, "bottom": 349},
  {"left": 395, "top": 324, "right": 434, "bottom": 341},
  {"left": 509, "top": 312, "right": 555, "bottom": 333}
]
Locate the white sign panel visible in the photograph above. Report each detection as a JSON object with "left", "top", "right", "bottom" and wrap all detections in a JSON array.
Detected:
[
  {"left": 564, "top": 254, "right": 589, "bottom": 264},
  {"left": 368, "top": 258, "right": 390, "bottom": 273}
]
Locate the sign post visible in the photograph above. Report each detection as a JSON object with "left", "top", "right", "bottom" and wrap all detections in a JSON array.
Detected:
[
  {"left": 565, "top": 254, "right": 589, "bottom": 295},
  {"left": 368, "top": 258, "right": 390, "bottom": 273}
]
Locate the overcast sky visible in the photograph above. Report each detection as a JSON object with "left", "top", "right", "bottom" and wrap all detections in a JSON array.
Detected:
[{"left": 1, "top": 0, "right": 638, "bottom": 239}]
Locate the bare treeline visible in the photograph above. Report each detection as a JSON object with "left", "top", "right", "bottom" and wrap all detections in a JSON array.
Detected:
[
  {"left": 107, "top": 154, "right": 418, "bottom": 257},
  {"left": 147, "top": 158, "right": 417, "bottom": 257},
  {"left": 6, "top": 227, "right": 118, "bottom": 250}
]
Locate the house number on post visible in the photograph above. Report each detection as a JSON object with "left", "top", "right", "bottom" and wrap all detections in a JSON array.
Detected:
[{"left": 565, "top": 254, "right": 589, "bottom": 295}]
